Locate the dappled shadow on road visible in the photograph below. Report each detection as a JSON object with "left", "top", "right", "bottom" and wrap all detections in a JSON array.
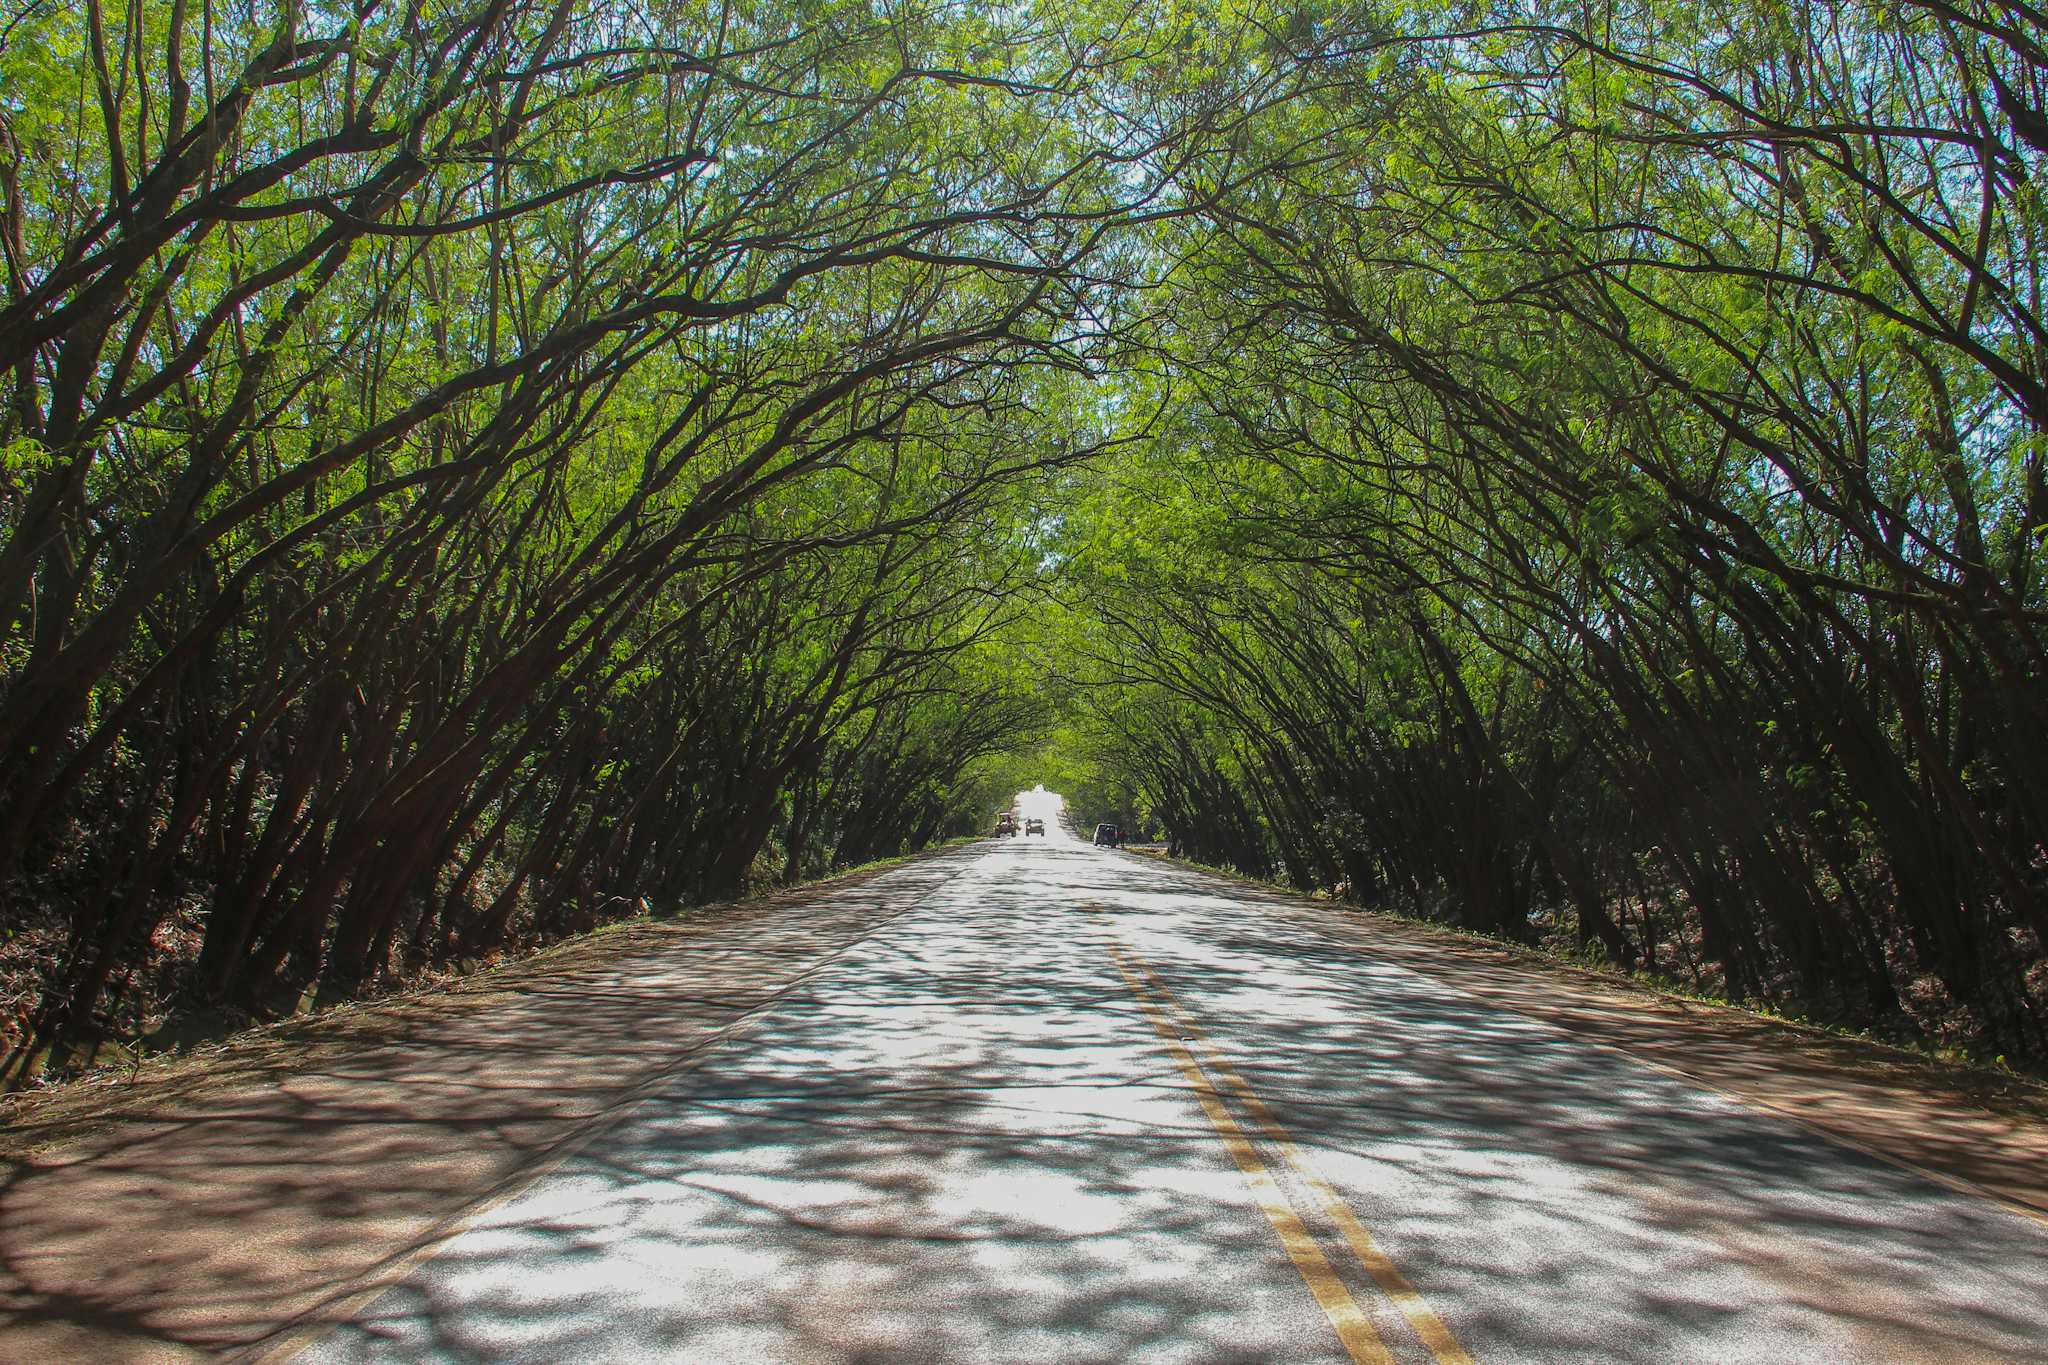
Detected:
[
  {"left": 9, "top": 834, "right": 2046, "bottom": 1362},
  {"left": 308, "top": 837, "right": 1346, "bottom": 1362},
  {"left": 0, "top": 853, "right": 981, "bottom": 1360},
  {"left": 1103, "top": 873, "right": 2048, "bottom": 1362},
  {"left": 1126, "top": 855, "right": 2048, "bottom": 1225},
  {"left": 312, "top": 833, "right": 2046, "bottom": 1363}
]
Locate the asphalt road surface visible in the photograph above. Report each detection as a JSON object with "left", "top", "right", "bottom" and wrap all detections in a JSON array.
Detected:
[{"left": 288, "top": 792, "right": 2048, "bottom": 1364}]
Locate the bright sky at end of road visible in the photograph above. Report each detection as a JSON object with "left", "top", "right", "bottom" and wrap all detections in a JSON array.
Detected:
[{"left": 1014, "top": 785, "right": 1068, "bottom": 833}]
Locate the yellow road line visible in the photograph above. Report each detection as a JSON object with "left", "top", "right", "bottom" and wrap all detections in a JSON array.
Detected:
[
  {"left": 1289, "top": 903, "right": 2048, "bottom": 1233},
  {"left": 1107, "top": 945, "right": 1394, "bottom": 1365},
  {"left": 1126, "top": 952, "right": 1474, "bottom": 1365}
]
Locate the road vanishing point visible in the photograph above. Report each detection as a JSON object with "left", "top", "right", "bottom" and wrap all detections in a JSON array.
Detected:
[{"left": 4, "top": 792, "right": 2046, "bottom": 1363}]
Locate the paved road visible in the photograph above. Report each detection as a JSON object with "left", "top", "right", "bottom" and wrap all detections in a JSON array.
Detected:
[{"left": 292, "top": 797, "right": 2048, "bottom": 1364}]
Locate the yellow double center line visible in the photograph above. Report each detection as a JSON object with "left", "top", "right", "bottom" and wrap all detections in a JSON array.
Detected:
[{"left": 1105, "top": 936, "right": 1472, "bottom": 1365}]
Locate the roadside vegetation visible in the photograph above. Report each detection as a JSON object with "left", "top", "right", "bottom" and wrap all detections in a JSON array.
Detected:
[
  {"left": 1044, "top": 1, "right": 2048, "bottom": 1063},
  {"left": 0, "top": 0, "right": 1204, "bottom": 1082},
  {"left": 2, "top": 0, "right": 2044, "bottom": 1082}
]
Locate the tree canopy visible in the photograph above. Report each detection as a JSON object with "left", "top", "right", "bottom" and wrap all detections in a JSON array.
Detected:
[{"left": 4, "top": 0, "right": 2045, "bottom": 1080}]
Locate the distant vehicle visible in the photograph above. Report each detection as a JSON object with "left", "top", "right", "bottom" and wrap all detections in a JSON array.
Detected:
[
  {"left": 995, "top": 813, "right": 1017, "bottom": 837},
  {"left": 1024, "top": 817, "right": 1046, "bottom": 836},
  {"left": 1093, "top": 823, "right": 1120, "bottom": 847}
]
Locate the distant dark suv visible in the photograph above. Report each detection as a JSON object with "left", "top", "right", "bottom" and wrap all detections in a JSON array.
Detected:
[
  {"left": 1092, "top": 823, "right": 1120, "bottom": 847},
  {"left": 1024, "top": 817, "right": 1046, "bottom": 836}
]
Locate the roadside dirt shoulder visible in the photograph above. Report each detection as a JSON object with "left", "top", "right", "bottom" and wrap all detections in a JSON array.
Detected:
[
  {"left": 0, "top": 843, "right": 987, "bottom": 1362},
  {"left": 1147, "top": 854, "right": 2048, "bottom": 1227}
]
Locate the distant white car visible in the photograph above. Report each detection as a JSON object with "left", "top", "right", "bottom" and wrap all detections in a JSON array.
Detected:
[{"left": 1024, "top": 817, "right": 1045, "bottom": 836}]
